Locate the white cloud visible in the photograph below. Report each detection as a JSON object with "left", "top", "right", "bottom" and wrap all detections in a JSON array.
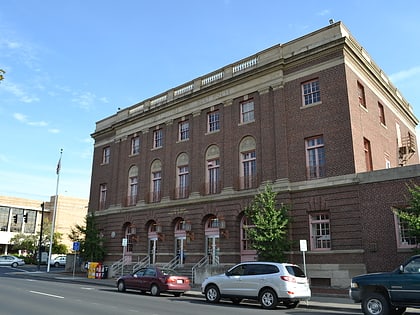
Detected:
[
  {"left": 13, "top": 112, "right": 50, "bottom": 129},
  {"left": 48, "top": 128, "right": 60, "bottom": 134},
  {"left": 389, "top": 66, "right": 420, "bottom": 83}
]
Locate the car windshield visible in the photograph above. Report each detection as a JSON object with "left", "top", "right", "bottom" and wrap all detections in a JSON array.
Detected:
[{"left": 286, "top": 265, "right": 306, "bottom": 277}]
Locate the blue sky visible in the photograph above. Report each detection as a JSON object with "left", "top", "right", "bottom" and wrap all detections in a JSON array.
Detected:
[{"left": 1, "top": 0, "right": 420, "bottom": 201}]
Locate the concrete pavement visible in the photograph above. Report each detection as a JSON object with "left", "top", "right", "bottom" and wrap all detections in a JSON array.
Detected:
[{"left": 15, "top": 270, "right": 360, "bottom": 312}]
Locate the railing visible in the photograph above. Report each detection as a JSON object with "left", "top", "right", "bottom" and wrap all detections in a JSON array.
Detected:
[
  {"left": 132, "top": 255, "right": 150, "bottom": 272},
  {"left": 162, "top": 255, "right": 180, "bottom": 270},
  {"left": 110, "top": 256, "right": 131, "bottom": 277},
  {"left": 191, "top": 255, "right": 208, "bottom": 285}
]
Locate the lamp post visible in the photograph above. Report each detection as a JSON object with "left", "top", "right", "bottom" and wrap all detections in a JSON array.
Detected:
[{"left": 37, "top": 202, "right": 45, "bottom": 271}]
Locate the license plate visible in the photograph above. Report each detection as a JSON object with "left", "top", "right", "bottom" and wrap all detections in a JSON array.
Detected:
[{"left": 177, "top": 279, "right": 183, "bottom": 284}]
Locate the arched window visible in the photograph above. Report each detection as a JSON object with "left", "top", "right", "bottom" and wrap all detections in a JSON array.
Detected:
[
  {"left": 176, "top": 153, "right": 189, "bottom": 199},
  {"left": 127, "top": 166, "right": 138, "bottom": 206},
  {"left": 205, "top": 145, "right": 220, "bottom": 195},
  {"left": 239, "top": 136, "right": 257, "bottom": 189},
  {"left": 150, "top": 159, "right": 162, "bottom": 202}
]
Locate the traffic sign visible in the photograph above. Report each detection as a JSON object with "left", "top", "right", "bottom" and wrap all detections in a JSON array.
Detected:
[{"left": 73, "top": 241, "right": 80, "bottom": 251}]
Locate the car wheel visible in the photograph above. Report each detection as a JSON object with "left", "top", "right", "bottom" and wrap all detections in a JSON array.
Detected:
[
  {"left": 284, "top": 301, "right": 299, "bottom": 309},
  {"left": 259, "top": 288, "right": 278, "bottom": 309},
  {"left": 11, "top": 262, "right": 18, "bottom": 268},
  {"left": 117, "top": 280, "right": 126, "bottom": 292},
  {"left": 150, "top": 284, "right": 161, "bottom": 296},
  {"left": 205, "top": 285, "right": 221, "bottom": 303},
  {"left": 362, "top": 292, "right": 390, "bottom": 315},
  {"left": 54, "top": 262, "right": 59, "bottom": 267},
  {"left": 231, "top": 297, "right": 242, "bottom": 304}
]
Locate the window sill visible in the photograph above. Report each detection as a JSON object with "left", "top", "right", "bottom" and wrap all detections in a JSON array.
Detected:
[{"left": 300, "top": 101, "right": 322, "bottom": 109}]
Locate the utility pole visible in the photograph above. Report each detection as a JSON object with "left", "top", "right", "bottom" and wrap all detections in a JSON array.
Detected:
[{"left": 37, "top": 202, "right": 45, "bottom": 271}]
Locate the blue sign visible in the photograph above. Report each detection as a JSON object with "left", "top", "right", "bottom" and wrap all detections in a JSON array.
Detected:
[{"left": 73, "top": 241, "right": 80, "bottom": 251}]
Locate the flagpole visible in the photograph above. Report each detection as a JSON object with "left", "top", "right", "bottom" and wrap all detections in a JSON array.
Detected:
[{"left": 47, "top": 149, "right": 63, "bottom": 273}]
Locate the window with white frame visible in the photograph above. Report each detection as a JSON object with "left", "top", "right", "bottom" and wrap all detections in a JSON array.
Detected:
[
  {"left": 396, "top": 215, "right": 418, "bottom": 248},
  {"left": 128, "top": 176, "right": 138, "bottom": 206},
  {"left": 241, "top": 100, "right": 254, "bottom": 123},
  {"left": 207, "top": 159, "right": 220, "bottom": 194},
  {"left": 310, "top": 213, "right": 331, "bottom": 250},
  {"left": 99, "top": 184, "right": 107, "bottom": 210},
  {"left": 153, "top": 129, "right": 163, "bottom": 148},
  {"left": 177, "top": 165, "right": 189, "bottom": 199},
  {"left": 242, "top": 151, "right": 256, "bottom": 189},
  {"left": 207, "top": 110, "right": 220, "bottom": 133},
  {"left": 131, "top": 136, "right": 140, "bottom": 155},
  {"left": 102, "top": 146, "right": 110, "bottom": 164},
  {"left": 357, "top": 81, "right": 366, "bottom": 108},
  {"left": 306, "top": 136, "right": 325, "bottom": 179},
  {"left": 179, "top": 121, "right": 189, "bottom": 141},
  {"left": 151, "top": 171, "right": 161, "bottom": 202},
  {"left": 302, "top": 79, "right": 321, "bottom": 106}
]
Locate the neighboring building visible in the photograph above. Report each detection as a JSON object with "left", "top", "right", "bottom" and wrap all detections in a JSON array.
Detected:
[
  {"left": 0, "top": 195, "right": 88, "bottom": 254},
  {"left": 88, "top": 21, "right": 419, "bottom": 288}
]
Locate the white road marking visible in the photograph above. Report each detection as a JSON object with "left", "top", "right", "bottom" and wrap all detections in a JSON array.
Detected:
[{"left": 30, "top": 290, "right": 65, "bottom": 299}]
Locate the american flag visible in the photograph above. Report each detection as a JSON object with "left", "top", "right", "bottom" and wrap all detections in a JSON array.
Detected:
[{"left": 56, "top": 156, "right": 61, "bottom": 174}]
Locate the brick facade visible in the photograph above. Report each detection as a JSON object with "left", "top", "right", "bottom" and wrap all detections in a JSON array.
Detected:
[{"left": 89, "top": 22, "right": 419, "bottom": 288}]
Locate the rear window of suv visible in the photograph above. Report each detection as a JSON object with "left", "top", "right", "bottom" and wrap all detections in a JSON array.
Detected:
[{"left": 286, "top": 265, "right": 305, "bottom": 277}]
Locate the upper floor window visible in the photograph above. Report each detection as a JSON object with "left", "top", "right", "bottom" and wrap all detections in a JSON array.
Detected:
[
  {"left": 102, "top": 146, "right": 110, "bottom": 164},
  {"left": 128, "top": 176, "right": 138, "bottom": 206},
  {"left": 207, "top": 159, "right": 220, "bottom": 194},
  {"left": 378, "top": 102, "right": 386, "bottom": 125},
  {"left": 150, "top": 159, "right": 162, "bottom": 203},
  {"left": 153, "top": 129, "right": 163, "bottom": 149},
  {"left": 310, "top": 213, "right": 331, "bottom": 250},
  {"left": 357, "top": 81, "right": 366, "bottom": 108},
  {"left": 241, "top": 100, "right": 254, "bottom": 123},
  {"left": 179, "top": 121, "right": 189, "bottom": 141},
  {"left": 364, "top": 137, "right": 373, "bottom": 171},
  {"left": 306, "top": 136, "right": 325, "bottom": 179},
  {"left": 177, "top": 166, "right": 189, "bottom": 199},
  {"left": 302, "top": 79, "right": 321, "bottom": 106},
  {"left": 207, "top": 110, "right": 220, "bottom": 133},
  {"left": 131, "top": 136, "right": 140, "bottom": 155},
  {"left": 99, "top": 184, "right": 107, "bottom": 210}
]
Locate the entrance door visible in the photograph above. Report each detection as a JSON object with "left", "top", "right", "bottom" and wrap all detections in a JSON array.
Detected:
[
  {"left": 149, "top": 239, "right": 157, "bottom": 265},
  {"left": 206, "top": 236, "right": 219, "bottom": 264},
  {"left": 175, "top": 237, "right": 186, "bottom": 264}
]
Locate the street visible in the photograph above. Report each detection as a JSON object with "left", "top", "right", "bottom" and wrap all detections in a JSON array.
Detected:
[{"left": 0, "top": 265, "right": 419, "bottom": 315}]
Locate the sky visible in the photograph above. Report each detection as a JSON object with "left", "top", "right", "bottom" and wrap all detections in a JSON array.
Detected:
[{"left": 1, "top": 0, "right": 420, "bottom": 201}]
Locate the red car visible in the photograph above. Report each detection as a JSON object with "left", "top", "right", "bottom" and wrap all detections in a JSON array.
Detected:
[{"left": 116, "top": 266, "right": 191, "bottom": 297}]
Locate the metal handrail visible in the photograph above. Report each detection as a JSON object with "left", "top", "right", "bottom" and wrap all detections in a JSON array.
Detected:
[
  {"left": 191, "top": 255, "right": 208, "bottom": 284},
  {"left": 162, "top": 255, "right": 180, "bottom": 270},
  {"left": 132, "top": 255, "right": 150, "bottom": 272}
]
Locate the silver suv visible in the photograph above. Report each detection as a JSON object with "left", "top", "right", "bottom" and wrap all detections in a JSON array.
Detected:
[{"left": 201, "top": 262, "right": 311, "bottom": 309}]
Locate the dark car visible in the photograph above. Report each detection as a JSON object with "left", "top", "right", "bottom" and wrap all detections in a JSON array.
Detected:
[
  {"left": 116, "top": 266, "right": 191, "bottom": 297},
  {"left": 350, "top": 255, "right": 420, "bottom": 315}
]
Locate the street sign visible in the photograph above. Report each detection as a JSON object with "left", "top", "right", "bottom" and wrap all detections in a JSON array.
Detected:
[
  {"left": 73, "top": 241, "right": 80, "bottom": 251},
  {"left": 122, "top": 238, "right": 128, "bottom": 247},
  {"left": 300, "top": 239, "right": 307, "bottom": 252}
]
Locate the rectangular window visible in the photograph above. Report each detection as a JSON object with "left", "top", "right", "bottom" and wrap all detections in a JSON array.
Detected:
[
  {"left": 128, "top": 176, "right": 138, "bottom": 206},
  {"left": 207, "top": 159, "right": 220, "bottom": 194},
  {"left": 102, "top": 147, "right": 110, "bottom": 164},
  {"left": 396, "top": 215, "right": 418, "bottom": 248},
  {"left": 378, "top": 102, "right": 386, "bottom": 125},
  {"left": 131, "top": 136, "right": 140, "bottom": 155},
  {"left": 310, "top": 213, "right": 331, "bottom": 250},
  {"left": 0, "top": 206, "right": 9, "bottom": 231},
  {"left": 153, "top": 129, "right": 163, "bottom": 148},
  {"left": 99, "top": 184, "right": 107, "bottom": 210},
  {"left": 364, "top": 137, "right": 373, "bottom": 171},
  {"left": 151, "top": 171, "right": 162, "bottom": 202},
  {"left": 178, "top": 121, "right": 189, "bottom": 141},
  {"left": 241, "top": 100, "right": 254, "bottom": 123},
  {"left": 357, "top": 81, "right": 366, "bottom": 108},
  {"left": 306, "top": 136, "right": 325, "bottom": 179},
  {"left": 242, "top": 151, "right": 256, "bottom": 189},
  {"left": 207, "top": 110, "right": 220, "bottom": 133},
  {"left": 302, "top": 79, "right": 321, "bottom": 105},
  {"left": 177, "top": 166, "right": 189, "bottom": 199}
]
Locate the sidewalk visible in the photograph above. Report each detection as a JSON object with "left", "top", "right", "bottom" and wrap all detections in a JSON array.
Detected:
[{"left": 21, "top": 270, "right": 360, "bottom": 312}]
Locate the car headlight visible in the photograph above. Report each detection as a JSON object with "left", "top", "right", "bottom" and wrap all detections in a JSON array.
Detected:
[{"left": 350, "top": 282, "right": 359, "bottom": 289}]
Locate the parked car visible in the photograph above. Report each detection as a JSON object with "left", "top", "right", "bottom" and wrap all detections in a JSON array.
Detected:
[
  {"left": 116, "top": 266, "right": 191, "bottom": 296},
  {"left": 50, "top": 255, "right": 66, "bottom": 267},
  {"left": 201, "top": 261, "right": 311, "bottom": 309},
  {"left": 349, "top": 255, "right": 420, "bottom": 315},
  {"left": 0, "top": 255, "right": 25, "bottom": 268}
]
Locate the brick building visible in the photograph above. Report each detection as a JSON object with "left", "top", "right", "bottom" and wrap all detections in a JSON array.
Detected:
[{"left": 89, "top": 22, "right": 419, "bottom": 288}]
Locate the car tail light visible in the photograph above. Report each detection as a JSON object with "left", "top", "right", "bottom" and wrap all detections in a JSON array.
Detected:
[
  {"left": 281, "top": 276, "right": 297, "bottom": 283},
  {"left": 166, "top": 277, "right": 177, "bottom": 284}
]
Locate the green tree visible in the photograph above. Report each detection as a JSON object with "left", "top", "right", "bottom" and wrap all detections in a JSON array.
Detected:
[
  {"left": 69, "top": 212, "right": 106, "bottom": 262},
  {"left": 10, "top": 233, "right": 38, "bottom": 254},
  {"left": 394, "top": 182, "right": 420, "bottom": 241},
  {"left": 0, "top": 69, "right": 5, "bottom": 81},
  {"left": 244, "top": 185, "right": 290, "bottom": 262}
]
